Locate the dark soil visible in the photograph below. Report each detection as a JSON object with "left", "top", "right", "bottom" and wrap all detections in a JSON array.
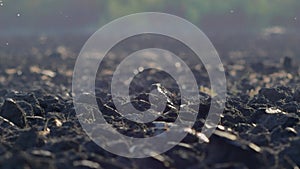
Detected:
[{"left": 0, "top": 34, "right": 299, "bottom": 169}]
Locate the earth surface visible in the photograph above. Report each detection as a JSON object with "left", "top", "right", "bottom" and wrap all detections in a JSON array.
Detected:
[{"left": 0, "top": 33, "right": 299, "bottom": 169}]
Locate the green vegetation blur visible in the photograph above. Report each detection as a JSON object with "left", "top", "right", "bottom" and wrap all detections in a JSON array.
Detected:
[
  {"left": 104, "top": 0, "right": 298, "bottom": 26},
  {"left": 0, "top": 0, "right": 299, "bottom": 35}
]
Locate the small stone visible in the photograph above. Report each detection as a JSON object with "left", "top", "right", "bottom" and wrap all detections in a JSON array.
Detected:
[
  {"left": 73, "top": 160, "right": 100, "bottom": 169},
  {"left": 53, "top": 118, "right": 62, "bottom": 127},
  {"left": 248, "top": 142, "right": 262, "bottom": 152},
  {"left": 214, "top": 130, "right": 237, "bottom": 141},
  {"left": 265, "top": 107, "right": 285, "bottom": 114},
  {"left": 285, "top": 127, "right": 297, "bottom": 135},
  {"left": 48, "top": 118, "right": 63, "bottom": 127},
  {"left": 37, "top": 127, "right": 50, "bottom": 136},
  {"left": 0, "top": 98, "right": 27, "bottom": 128},
  {"left": 151, "top": 83, "right": 176, "bottom": 107},
  {"left": 31, "top": 150, "right": 53, "bottom": 158},
  {"left": 41, "top": 70, "right": 56, "bottom": 78},
  {"left": 184, "top": 128, "right": 209, "bottom": 143}
]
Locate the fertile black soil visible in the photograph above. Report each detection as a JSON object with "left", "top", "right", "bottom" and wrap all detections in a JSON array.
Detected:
[{"left": 0, "top": 34, "right": 299, "bottom": 169}]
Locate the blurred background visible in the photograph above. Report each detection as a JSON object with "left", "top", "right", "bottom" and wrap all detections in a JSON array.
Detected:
[
  {"left": 0, "top": 0, "right": 300, "bottom": 63},
  {"left": 0, "top": 0, "right": 299, "bottom": 36}
]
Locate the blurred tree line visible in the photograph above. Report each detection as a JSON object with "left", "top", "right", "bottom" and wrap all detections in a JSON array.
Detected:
[
  {"left": 104, "top": 0, "right": 298, "bottom": 26},
  {"left": 0, "top": 0, "right": 299, "bottom": 35}
]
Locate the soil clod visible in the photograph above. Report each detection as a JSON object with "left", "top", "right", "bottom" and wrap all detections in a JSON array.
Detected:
[{"left": 0, "top": 98, "right": 27, "bottom": 128}]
